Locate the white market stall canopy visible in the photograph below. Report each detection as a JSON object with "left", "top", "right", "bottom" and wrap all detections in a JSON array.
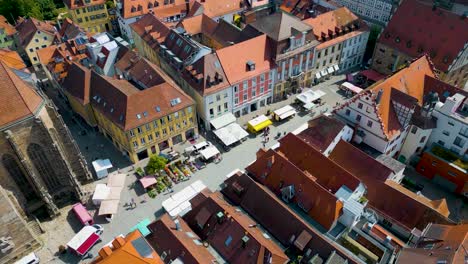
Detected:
[
  {"left": 248, "top": 115, "right": 269, "bottom": 127},
  {"left": 341, "top": 82, "right": 363, "bottom": 94},
  {"left": 210, "top": 113, "right": 236, "bottom": 130},
  {"left": 297, "top": 90, "right": 326, "bottom": 105},
  {"left": 92, "top": 159, "right": 113, "bottom": 179},
  {"left": 162, "top": 180, "right": 206, "bottom": 218},
  {"left": 92, "top": 184, "right": 110, "bottom": 205},
  {"left": 98, "top": 199, "right": 120, "bottom": 215},
  {"left": 199, "top": 145, "right": 220, "bottom": 160},
  {"left": 107, "top": 187, "right": 123, "bottom": 200},
  {"left": 107, "top": 173, "right": 126, "bottom": 187},
  {"left": 274, "top": 105, "right": 297, "bottom": 120},
  {"left": 320, "top": 69, "right": 328, "bottom": 77},
  {"left": 213, "top": 123, "right": 248, "bottom": 146}
]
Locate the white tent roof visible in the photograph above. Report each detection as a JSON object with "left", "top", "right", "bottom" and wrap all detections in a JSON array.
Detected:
[
  {"left": 162, "top": 180, "right": 206, "bottom": 218},
  {"left": 98, "top": 199, "right": 119, "bottom": 215},
  {"left": 210, "top": 113, "right": 236, "bottom": 130},
  {"left": 297, "top": 90, "right": 326, "bottom": 104},
  {"left": 199, "top": 145, "right": 220, "bottom": 160},
  {"left": 92, "top": 159, "right": 112, "bottom": 172},
  {"left": 92, "top": 184, "right": 110, "bottom": 201},
  {"left": 107, "top": 187, "right": 123, "bottom": 200},
  {"left": 274, "top": 105, "right": 297, "bottom": 120},
  {"left": 248, "top": 115, "right": 269, "bottom": 127},
  {"left": 194, "top": 141, "right": 209, "bottom": 150},
  {"left": 67, "top": 226, "right": 98, "bottom": 250},
  {"left": 214, "top": 123, "right": 248, "bottom": 146},
  {"left": 107, "top": 173, "right": 126, "bottom": 187}
]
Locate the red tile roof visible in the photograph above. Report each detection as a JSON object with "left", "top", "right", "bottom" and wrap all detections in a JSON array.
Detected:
[
  {"left": 183, "top": 190, "right": 289, "bottom": 264},
  {"left": 90, "top": 68, "right": 194, "bottom": 131},
  {"left": 330, "top": 140, "right": 452, "bottom": 231},
  {"left": 176, "top": 14, "right": 217, "bottom": 36},
  {"left": 0, "top": 15, "right": 16, "bottom": 36},
  {"left": 0, "top": 49, "right": 26, "bottom": 70},
  {"left": 335, "top": 55, "right": 436, "bottom": 139},
  {"left": 378, "top": 0, "right": 468, "bottom": 72},
  {"left": 146, "top": 214, "right": 216, "bottom": 263},
  {"left": 58, "top": 18, "right": 87, "bottom": 40},
  {"left": 216, "top": 34, "right": 274, "bottom": 85},
  {"left": 296, "top": 115, "right": 346, "bottom": 153},
  {"left": 246, "top": 148, "right": 343, "bottom": 230},
  {"left": 222, "top": 172, "right": 361, "bottom": 264},
  {"left": 303, "top": 7, "right": 359, "bottom": 41},
  {"left": 15, "top": 17, "right": 56, "bottom": 47},
  {"left": 199, "top": 0, "right": 244, "bottom": 18},
  {"left": 120, "top": 0, "right": 188, "bottom": 19},
  {"left": 62, "top": 62, "right": 91, "bottom": 105},
  {"left": 0, "top": 61, "right": 43, "bottom": 127},
  {"left": 279, "top": 133, "right": 361, "bottom": 193},
  {"left": 130, "top": 13, "right": 171, "bottom": 49}
]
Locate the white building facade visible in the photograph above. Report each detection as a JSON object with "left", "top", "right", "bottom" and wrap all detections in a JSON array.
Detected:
[
  {"left": 334, "top": 0, "right": 396, "bottom": 26},
  {"left": 339, "top": 31, "right": 370, "bottom": 71}
]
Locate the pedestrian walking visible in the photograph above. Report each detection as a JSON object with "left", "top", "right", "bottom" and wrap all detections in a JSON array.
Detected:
[
  {"left": 263, "top": 142, "right": 266, "bottom": 148},
  {"left": 131, "top": 198, "right": 136, "bottom": 208}
]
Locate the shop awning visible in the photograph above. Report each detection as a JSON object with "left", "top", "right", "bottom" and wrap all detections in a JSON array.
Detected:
[
  {"left": 320, "top": 69, "right": 328, "bottom": 76},
  {"left": 247, "top": 115, "right": 272, "bottom": 132},
  {"left": 139, "top": 176, "right": 157, "bottom": 189},
  {"left": 98, "top": 199, "right": 119, "bottom": 215},
  {"left": 274, "top": 105, "right": 297, "bottom": 120},
  {"left": 341, "top": 82, "right": 363, "bottom": 94},
  {"left": 333, "top": 64, "right": 339, "bottom": 71},
  {"left": 199, "top": 145, "right": 220, "bottom": 160},
  {"left": 107, "top": 187, "right": 123, "bottom": 200},
  {"left": 107, "top": 173, "right": 126, "bottom": 187},
  {"left": 210, "top": 113, "right": 236, "bottom": 130},
  {"left": 327, "top": 66, "right": 334, "bottom": 74},
  {"left": 92, "top": 184, "right": 110, "bottom": 205},
  {"left": 296, "top": 89, "right": 326, "bottom": 105},
  {"left": 315, "top": 72, "right": 321, "bottom": 79},
  {"left": 303, "top": 102, "right": 316, "bottom": 110},
  {"left": 360, "top": 69, "right": 385, "bottom": 82},
  {"left": 213, "top": 123, "right": 248, "bottom": 146},
  {"left": 162, "top": 180, "right": 206, "bottom": 217},
  {"left": 130, "top": 218, "right": 152, "bottom": 237}
]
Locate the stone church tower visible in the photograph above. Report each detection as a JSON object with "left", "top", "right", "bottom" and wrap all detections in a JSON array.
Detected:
[{"left": 0, "top": 61, "right": 92, "bottom": 218}]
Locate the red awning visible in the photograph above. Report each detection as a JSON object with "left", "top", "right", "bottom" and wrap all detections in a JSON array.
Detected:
[
  {"left": 76, "top": 233, "right": 100, "bottom": 255},
  {"left": 360, "top": 69, "right": 386, "bottom": 82},
  {"left": 139, "top": 176, "right": 157, "bottom": 189}
]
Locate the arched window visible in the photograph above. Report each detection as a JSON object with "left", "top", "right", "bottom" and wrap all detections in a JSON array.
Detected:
[
  {"left": 2, "top": 154, "right": 38, "bottom": 201},
  {"left": 27, "top": 143, "right": 62, "bottom": 192}
]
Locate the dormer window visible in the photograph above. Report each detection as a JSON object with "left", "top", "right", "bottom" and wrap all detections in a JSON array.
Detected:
[
  {"left": 395, "top": 37, "right": 400, "bottom": 43},
  {"left": 131, "top": 6, "right": 136, "bottom": 12},
  {"left": 246, "top": 60, "right": 255, "bottom": 71},
  {"left": 154, "top": 1, "right": 159, "bottom": 7},
  {"left": 148, "top": 2, "right": 153, "bottom": 8},
  {"left": 137, "top": 4, "right": 142, "bottom": 11}
]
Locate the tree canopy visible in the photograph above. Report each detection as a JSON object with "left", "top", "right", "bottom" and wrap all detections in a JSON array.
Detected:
[
  {"left": 145, "top": 155, "right": 168, "bottom": 175},
  {"left": 0, "top": 0, "right": 61, "bottom": 23}
]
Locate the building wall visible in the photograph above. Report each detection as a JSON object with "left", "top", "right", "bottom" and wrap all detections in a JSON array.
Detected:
[
  {"left": 23, "top": 31, "right": 54, "bottom": 66},
  {"left": 64, "top": 92, "right": 98, "bottom": 127},
  {"left": 67, "top": 3, "right": 112, "bottom": 34},
  {"left": 429, "top": 108, "right": 468, "bottom": 157},
  {"left": 117, "top": 15, "right": 139, "bottom": 43},
  {"left": 399, "top": 125, "right": 432, "bottom": 164},
  {"left": 323, "top": 125, "right": 354, "bottom": 157},
  {"left": 340, "top": 31, "right": 369, "bottom": 71},
  {"left": 371, "top": 42, "right": 413, "bottom": 76},
  {"left": 93, "top": 105, "right": 197, "bottom": 163},
  {"left": 232, "top": 70, "right": 274, "bottom": 117},
  {"left": 415, "top": 152, "right": 467, "bottom": 194},
  {"left": 131, "top": 30, "right": 161, "bottom": 65},
  {"left": 442, "top": 63, "right": 468, "bottom": 90},
  {"left": 334, "top": 0, "right": 395, "bottom": 26},
  {"left": 204, "top": 88, "right": 233, "bottom": 129}
]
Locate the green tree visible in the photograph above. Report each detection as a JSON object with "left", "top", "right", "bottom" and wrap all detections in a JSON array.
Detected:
[
  {"left": 38, "top": 0, "right": 58, "bottom": 20},
  {"left": 106, "top": 0, "right": 115, "bottom": 9},
  {"left": 0, "top": 0, "right": 44, "bottom": 23},
  {"left": 145, "top": 155, "right": 168, "bottom": 175}
]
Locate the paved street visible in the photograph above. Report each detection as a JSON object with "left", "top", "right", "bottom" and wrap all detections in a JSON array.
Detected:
[{"left": 37, "top": 75, "right": 348, "bottom": 263}]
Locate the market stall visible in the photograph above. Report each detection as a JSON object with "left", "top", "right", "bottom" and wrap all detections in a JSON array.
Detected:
[
  {"left": 162, "top": 180, "right": 206, "bottom": 218},
  {"left": 92, "top": 159, "right": 113, "bottom": 179},
  {"left": 296, "top": 89, "right": 326, "bottom": 105},
  {"left": 107, "top": 173, "right": 126, "bottom": 187},
  {"left": 213, "top": 123, "right": 248, "bottom": 147},
  {"left": 139, "top": 176, "right": 157, "bottom": 189},
  {"left": 210, "top": 113, "right": 237, "bottom": 130},
  {"left": 92, "top": 184, "right": 110, "bottom": 206},
  {"left": 273, "top": 105, "right": 297, "bottom": 121},
  {"left": 247, "top": 115, "right": 272, "bottom": 133},
  {"left": 67, "top": 226, "right": 101, "bottom": 256},
  {"left": 199, "top": 145, "right": 221, "bottom": 161},
  {"left": 340, "top": 82, "right": 363, "bottom": 96},
  {"left": 98, "top": 199, "right": 119, "bottom": 221}
]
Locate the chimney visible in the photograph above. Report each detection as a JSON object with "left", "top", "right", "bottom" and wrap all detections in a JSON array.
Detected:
[
  {"left": 185, "top": 0, "right": 190, "bottom": 14},
  {"left": 216, "top": 211, "right": 225, "bottom": 224},
  {"left": 98, "top": 247, "right": 113, "bottom": 258},
  {"left": 246, "top": 60, "right": 255, "bottom": 71},
  {"left": 111, "top": 237, "right": 125, "bottom": 249},
  {"left": 375, "top": 89, "right": 383, "bottom": 105},
  {"left": 174, "top": 219, "right": 181, "bottom": 230}
]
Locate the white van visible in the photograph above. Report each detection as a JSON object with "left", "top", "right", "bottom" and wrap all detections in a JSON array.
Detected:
[
  {"left": 15, "top": 252, "right": 40, "bottom": 264},
  {"left": 184, "top": 141, "right": 211, "bottom": 155}
]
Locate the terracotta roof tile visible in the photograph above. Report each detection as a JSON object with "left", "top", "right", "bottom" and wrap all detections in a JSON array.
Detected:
[
  {"left": 216, "top": 35, "right": 275, "bottom": 85},
  {"left": 378, "top": 0, "right": 468, "bottom": 72},
  {"left": 249, "top": 12, "right": 312, "bottom": 41},
  {"left": 0, "top": 49, "right": 26, "bottom": 70},
  {"left": 199, "top": 0, "right": 244, "bottom": 19},
  {"left": 183, "top": 191, "right": 289, "bottom": 264},
  {"left": 58, "top": 18, "right": 87, "bottom": 40},
  {"left": 329, "top": 140, "right": 452, "bottom": 231},
  {"left": 177, "top": 13, "right": 217, "bottom": 36},
  {"left": 15, "top": 17, "right": 56, "bottom": 47},
  {"left": 296, "top": 115, "right": 346, "bottom": 153},
  {"left": 246, "top": 148, "right": 343, "bottom": 230},
  {"left": 222, "top": 173, "right": 361, "bottom": 264},
  {"left": 130, "top": 13, "right": 171, "bottom": 47},
  {"left": 0, "top": 15, "right": 16, "bottom": 36},
  {"left": 62, "top": 62, "right": 91, "bottom": 105},
  {"left": 303, "top": 7, "right": 359, "bottom": 41},
  {"left": 120, "top": 0, "right": 188, "bottom": 19},
  {"left": 0, "top": 61, "right": 43, "bottom": 127},
  {"left": 146, "top": 214, "right": 216, "bottom": 263}
]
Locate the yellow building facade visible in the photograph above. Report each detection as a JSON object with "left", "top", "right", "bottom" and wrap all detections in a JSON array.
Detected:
[{"left": 65, "top": 0, "right": 112, "bottom": 34}]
